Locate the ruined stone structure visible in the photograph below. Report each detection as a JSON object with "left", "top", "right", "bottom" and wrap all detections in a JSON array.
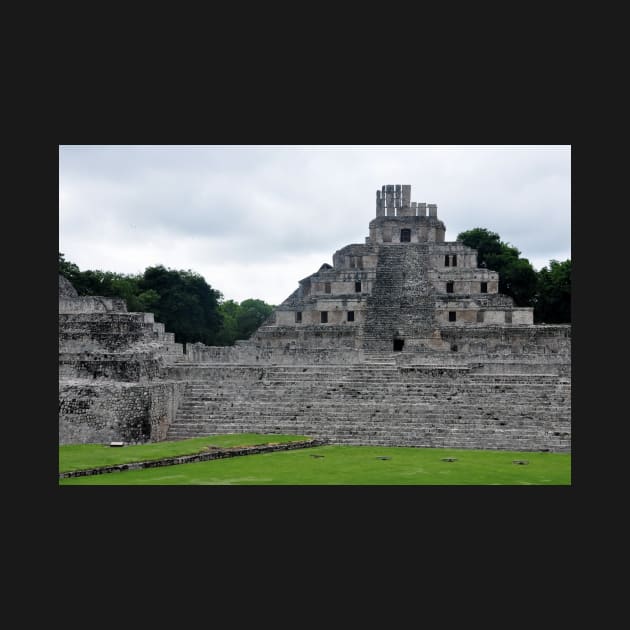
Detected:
[
  {"left": 59, "top": 185, "right": 571, "bottom": 451},
  {"left": 58, "top": 276, "right": 188, "bottom": 444}
]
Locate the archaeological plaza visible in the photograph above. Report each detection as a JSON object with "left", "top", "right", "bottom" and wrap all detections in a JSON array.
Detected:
[{"left": 59, "top": 184, "right": 571, "bottom": 452}]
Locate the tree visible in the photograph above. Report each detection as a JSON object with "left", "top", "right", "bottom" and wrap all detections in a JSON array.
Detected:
[
  {"left": 138, "top": 265, "right": 224, "bottom": 345},
  {"left": 457, "top": 228, "right": 538, "bottom": 307},
  {"left": 236, "top": 299, "right": 274, "bottom": 340},
  {"left": 215, "top": 300, "right": 240, "bottom": 345},
  {"left": 535, "top": 259, "right": 571, "bottom": 323}
]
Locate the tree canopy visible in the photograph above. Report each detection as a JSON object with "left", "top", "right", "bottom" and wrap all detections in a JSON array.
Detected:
[{"left": 535, "top": 259, "right": 571, "bottom": 323}]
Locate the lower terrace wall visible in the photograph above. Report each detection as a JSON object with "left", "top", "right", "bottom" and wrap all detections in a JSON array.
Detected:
[
  {"left": 184, "top": 324, "right": 570, "bottom": 366},
  {"left": 59, "top": 381, "right": 187, "bottom": 444},
  {"left": 185, "top": 340, "right": 365, "bottom": 365},
  {"left": 439, "top": 324, "right": 571, "bottom": 357}
]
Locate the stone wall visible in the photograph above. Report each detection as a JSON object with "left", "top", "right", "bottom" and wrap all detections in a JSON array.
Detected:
[
  {"left": 59, "top": 275, "right": 187, "bottom": 444},
  {"left": 440, "top": 325, "right": 571, "bottom": 357},
  {"left": 59, "top": 296, "right": 128, "bottom": 314},
  {"left": 164, "top": 364, "right": 571, "bottom": 452},
  {"left": 58, "top": 352, "right": 165, "bottom": 381},
  {"left": 59, "top": 381, "right": 187, "bottom": 444}
]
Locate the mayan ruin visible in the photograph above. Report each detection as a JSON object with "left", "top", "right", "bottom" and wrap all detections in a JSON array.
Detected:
[{"left": 59, "top": 184, "right": 571, "bottom": 452}]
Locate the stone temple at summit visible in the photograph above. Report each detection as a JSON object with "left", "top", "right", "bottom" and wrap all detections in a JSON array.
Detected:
[{"left": 59, "top": 184, "right": 571, "bottom": 452}]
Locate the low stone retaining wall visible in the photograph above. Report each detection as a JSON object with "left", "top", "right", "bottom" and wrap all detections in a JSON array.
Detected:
[{"left": 59, "top": 438, "right": 326, "bottom": 479}]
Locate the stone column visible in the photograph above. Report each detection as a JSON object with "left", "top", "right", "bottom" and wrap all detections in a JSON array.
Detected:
[
  {"left": 402, "top": 185, "right": 411, "bottom": 207},
  {"left": 376, "top": 190, "right": 384, "bottom": 216},
  {"left": 428, "top": 203, "right": 437, "bottom": 217},
  {"left": 417, "top": 202, "right": 427, "bottom": 217},
  {"left": 386, "top": 185, "right": 395, "bottom": 216}
]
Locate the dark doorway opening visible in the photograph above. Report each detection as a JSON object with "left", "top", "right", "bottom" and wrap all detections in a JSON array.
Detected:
[
  {"left": 446, "top": 281, "right": 454, "bottom": 293},
  {"left": 393, "top": 338, "right": 404, "bottom": 351},
  {"left": 400, "top": 229, "right": 411, "bottom": 242}
]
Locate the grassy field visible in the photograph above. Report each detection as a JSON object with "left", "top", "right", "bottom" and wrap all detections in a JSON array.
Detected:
[
  {"left": 59, "top": 442, "right": 571, "bottom": 485},
  {"left": 59, "top": 434, "right": 309, "bottom": 473}
]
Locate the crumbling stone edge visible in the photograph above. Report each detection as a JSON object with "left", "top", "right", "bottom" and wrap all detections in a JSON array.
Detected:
[{"left": 59, "top": 438, "right": 328, "bottom": 479}]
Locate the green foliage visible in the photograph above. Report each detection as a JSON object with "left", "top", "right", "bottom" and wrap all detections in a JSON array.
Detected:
[
  {"left": 59, "top": 252, "right": 80, "bottom": 283},
  {"left": 138, "top": 265, "right": 223, "bottom": 346},
  {"left": 215, "top": 300, "right": 240, "bottom": 345},
  {"left": 59, "top": 254, "right": 144, "bottom": 304},
  {"left": 535, "top": 259, "right": 571, "bottom": 323},
  {"left": 236, "top": 298, "right": 274, "bottom": 340},
  {"left": 215, "top": 298, "right": 276, "bottom": 345},
  {"left": 60, "top": 444, "right": 571, "bottom": 485},
  {"left": 457, "top": 228, "right": 538, "bottom": 308},
  {"left": 500, "top": 257, "right": 539, "bottom": 308}
]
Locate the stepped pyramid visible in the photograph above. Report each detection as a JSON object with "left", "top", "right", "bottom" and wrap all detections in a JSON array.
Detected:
[
  {"left": 247, "top": 183, "right": 539, "bottom": 357},
  {"left": 60, "top": 184, "right": 571, "bottom": 451}
]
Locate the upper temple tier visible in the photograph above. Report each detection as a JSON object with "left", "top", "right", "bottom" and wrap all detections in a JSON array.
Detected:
[{"left": 370, "top": 184, "right": 445, "bottom": 243}]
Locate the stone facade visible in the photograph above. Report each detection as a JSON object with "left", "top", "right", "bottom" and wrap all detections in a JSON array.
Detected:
[{"left": 59, "top": 184, "right": 571, "bottom": 452}]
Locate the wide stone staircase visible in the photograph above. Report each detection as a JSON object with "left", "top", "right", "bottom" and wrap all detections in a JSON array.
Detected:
[
  {"left": 363, "top": 244, "right": 437, "bottom": 350},
  {"left": 363, "top": 245, "right": 405, "bottom": 348},
  {"left": 165, "top": 364, "right": 571, "bottom": 452},
  {"left": 398, "top": 243, "right": 436, "bottom": 335}
]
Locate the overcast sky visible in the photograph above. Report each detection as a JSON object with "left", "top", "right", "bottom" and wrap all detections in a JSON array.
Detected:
[{"left": 59, "top": 145, "right": 571, "bottom": 305}]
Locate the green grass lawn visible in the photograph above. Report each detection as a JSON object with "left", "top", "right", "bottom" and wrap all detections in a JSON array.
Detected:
[
  {"left": 59, "top": 443, "right": 571, "bottom": 485},
  {"left": 59, "top": 434, "right": 309, "bottom": 473}
]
